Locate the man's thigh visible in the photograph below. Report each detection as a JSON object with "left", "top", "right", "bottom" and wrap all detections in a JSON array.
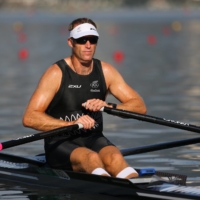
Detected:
[
  {"left": 70, "top": 147, "right": 94, "bottom": 163},
  {"left": 88, "top": 133, "right": 115, "bottom": 152},
  {"left": 70, "top": 147, "right": 103, "bottom": 172},
  {"left": 45, "top": 137, "right": 80, "bottom": 170}
]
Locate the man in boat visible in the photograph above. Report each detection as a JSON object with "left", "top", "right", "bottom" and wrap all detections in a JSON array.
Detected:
[{"left": 22, "top": 18, "right": 146, "bottom": 179}]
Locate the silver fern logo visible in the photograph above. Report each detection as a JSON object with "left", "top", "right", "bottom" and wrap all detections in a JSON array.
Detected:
[
  {"left": 90, "top": 80, "right": 99, "bottom": 88},
  {"left": 90, "top": 80, "right": 100, "bottom": 92}
]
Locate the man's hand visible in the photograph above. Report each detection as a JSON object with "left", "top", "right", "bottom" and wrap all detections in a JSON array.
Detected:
[
  {"left": 74, "top": 115, "right": 95, "bottom": 129},
  {"left": 82, "top": 99, "right": 111, "bottom": 112}
]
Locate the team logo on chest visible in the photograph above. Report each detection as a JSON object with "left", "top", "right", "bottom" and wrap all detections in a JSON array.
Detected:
[{"left": 90, "top": 80, "right": 100, "bottom": 92}]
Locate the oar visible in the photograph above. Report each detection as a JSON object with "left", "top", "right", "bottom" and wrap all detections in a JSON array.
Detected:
[
  {"left": 0, "top": 124, "right": 83, "bottom": 151},
  {"left": 121, "top": 136, "right": 200, "bottom": 156},
  {"left": 101, "top": 107, "right": 200, "bottom": 134}
]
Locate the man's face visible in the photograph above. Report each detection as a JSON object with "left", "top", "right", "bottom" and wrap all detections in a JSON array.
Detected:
[{"left": 68, "top": 36, "right": 98, "bottom": 62}]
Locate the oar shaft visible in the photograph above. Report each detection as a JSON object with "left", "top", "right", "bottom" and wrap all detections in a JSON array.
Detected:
[
  {"left": 121, "top": 136, "right": 200, "bottom": 156},
  {"left": 102, "top": 107, "right": 200, "bottom": 134},
  {"left": 0, "top": 124, "right": 83, "bottom": 151}
]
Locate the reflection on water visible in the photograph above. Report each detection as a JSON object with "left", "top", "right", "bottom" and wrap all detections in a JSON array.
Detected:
[
  {"left": 0, "top": 9, "right": 200, "bottom": 199},
  {"left": 0, "top": 181, "right": 128, "bottom": 200}
]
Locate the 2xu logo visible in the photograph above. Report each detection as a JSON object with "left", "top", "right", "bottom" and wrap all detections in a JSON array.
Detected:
[
  {"left": 164, "top": 118, "right": 189, "bottom": 126},
  {"left": 68, "top": 85, "right": 81, "bottom": 88}
]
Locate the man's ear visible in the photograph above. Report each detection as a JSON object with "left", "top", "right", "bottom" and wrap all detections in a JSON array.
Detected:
[{"left": 68, "top": 38, "right": 74, "bottom": 48}]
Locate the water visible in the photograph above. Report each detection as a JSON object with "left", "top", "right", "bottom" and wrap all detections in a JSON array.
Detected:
[{"left": 1, "top": 9, "right": 200, "bottom": 199}]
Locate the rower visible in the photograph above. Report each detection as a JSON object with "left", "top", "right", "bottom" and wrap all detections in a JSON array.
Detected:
[{"left": 22, "top": 17, "right": 146, "bottom": 179}]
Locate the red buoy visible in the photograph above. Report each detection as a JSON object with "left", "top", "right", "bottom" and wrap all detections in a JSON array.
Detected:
[
  {"left": 147, "top": 35, "right": 157, "bottom": 45},
  {"left": 18, "top": 48, "right": 29, "bottom": 60},
  {"left": 113, "top": 51, "right": 124, "bottom": 63}
]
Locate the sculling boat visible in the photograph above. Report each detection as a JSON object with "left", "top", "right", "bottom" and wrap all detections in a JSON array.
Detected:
[
  {"left": 0, "top": 151, "right": 200, "bottom": 200},
  {"left": 1, "top": 107, "right": 200, "bottom": 199}
]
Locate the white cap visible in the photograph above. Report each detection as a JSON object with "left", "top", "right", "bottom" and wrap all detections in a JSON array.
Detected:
[{"left": 69, "top": 23, "right": 99, "bottom": 39}]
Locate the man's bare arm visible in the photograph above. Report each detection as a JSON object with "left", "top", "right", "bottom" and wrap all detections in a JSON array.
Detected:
[
  {"left": 22, "top": 64, "right": 71, "bottom": 131},
  {"left": 102, "top": 62, "right": 147, "bottom": 114},
  {"left": 22, "top": 64, "right": 95, "bottom": 131}
]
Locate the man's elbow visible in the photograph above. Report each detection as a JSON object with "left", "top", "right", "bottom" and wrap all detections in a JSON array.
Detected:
[
  {"left": 141, "top": 107, "right": 147, "bottom": 114},
  {"left": 22, "top": 115, "right": 31, "bottom": 128},
  {"left": 139, "top": 103, "right": 147, "bottom": 114},
  {"left": 140, "top": 99, "right": 147, "bottom": 114}
]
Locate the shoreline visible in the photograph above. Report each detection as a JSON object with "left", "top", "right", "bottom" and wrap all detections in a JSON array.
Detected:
[{"left": 1, "top": 8, "right": 200, "bottom": 23}]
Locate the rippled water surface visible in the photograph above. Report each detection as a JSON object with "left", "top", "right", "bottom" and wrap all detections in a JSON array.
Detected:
[{"left": 1, "top": 10, "right": 200, "bottom": 199}]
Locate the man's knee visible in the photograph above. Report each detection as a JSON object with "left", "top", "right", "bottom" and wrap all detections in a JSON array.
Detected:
[
  {"left": 72, "top": 150, "right": 102, "bottom": 166},
  {"left": 86, "top": 151, "right": 101, "bottom": 162},
  {"left": 104, "top": 151, "right": 124, "bottom": 164},
  {"left": 71, "top": 149, "right": 103, "bottom": 172},
  {"left": 111, "top": 152, "right": 124, "bottom": 160}
]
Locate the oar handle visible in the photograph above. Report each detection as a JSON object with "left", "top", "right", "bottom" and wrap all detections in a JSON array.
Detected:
[
  {"left": 76, "top": 123, "right": 84, "bottom": 129},
  {"left": 0, "top": 123, "right": 83, "bottom": 151},
  {"left": 101, "top": 106, "right": 200, "bottom": 134}
]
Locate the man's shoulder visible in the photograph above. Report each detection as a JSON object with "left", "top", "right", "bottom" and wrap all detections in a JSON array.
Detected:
[
  {"left": 52, "top": 57, "right": 71, "bottom": 71},
  {"left": 100, "top": 60, "right": 115, "bottom": 71},
  {"left": 55, "top": 59, "right": 65, "bottom": 65},
  {"left": 54, "top": 58, "right": 67, "bottom": 68},
  {"left": 93, "top": 58, "right": 109, "bottom": 70},
  {"left": 45, "top": 62, "right": 63, "bottom": 76}
]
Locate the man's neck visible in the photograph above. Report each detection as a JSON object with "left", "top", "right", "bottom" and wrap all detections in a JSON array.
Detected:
[{"left": 70, "top": 56, "right": 93, "bottom": 75}]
